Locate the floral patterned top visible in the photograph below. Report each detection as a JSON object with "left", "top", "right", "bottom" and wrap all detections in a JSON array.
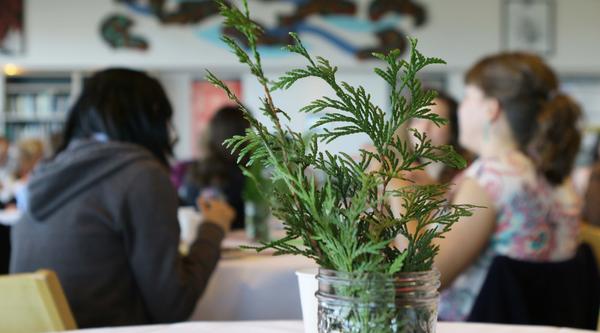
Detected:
[{"left": 438, "top": 151, "right": 581, "bottom": 321}]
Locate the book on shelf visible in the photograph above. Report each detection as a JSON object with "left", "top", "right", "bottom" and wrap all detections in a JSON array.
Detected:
[
  {"left": 2, "top": 75, "right": 73, "bottom": 142},
  {"left": 35, "top": 93, "right": 53, "bottom": 116},
  {"left": 4, "top": 93, "right": 69, "bottom": 119},
  {"left": 53, "top": 93, "right": 70, "bottom": 114}
]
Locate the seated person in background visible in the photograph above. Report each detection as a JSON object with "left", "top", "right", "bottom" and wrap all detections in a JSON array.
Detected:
[
  {"left": 0, "top": 222, "right": 7, "bottom": 274},
  {"left": 436, "top": 53, "right": 582, "bottom": 321},
  {"left": 46, "top": 131, "right": 65, "bottom": 156},
  {"left": 582, "top": 136, "right": 600, "bottom": 226},
  {"left": 370, "top": 91, "right": 474, "bottom": 220},
  {"left": 13, "top": 138, "right": 45, "bottom": 208},
  {"left": 408, "top": 89, "right": 475, "bottom": 184},
  {"left": 0, "top": 137, "right": 46, "bottom": 224},
  {"left": 10, "top": 68, "right": 236, "bottom": 328},
  {"left": 15, "top": 138, "right": 45, "bottom": 181},
  {"left": 179, "top": 106, "right": 249, "bottom": 230},
  {"left": 0, "top": 136, "right": 14, "bottom": 177},
  {"left": 0, "top": 136, "right": 17, "bottom": 205},
  {"left": 0, "top": 136, "right": 15, "bottom": 274}
]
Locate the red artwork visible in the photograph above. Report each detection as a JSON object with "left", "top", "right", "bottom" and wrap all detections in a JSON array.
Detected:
[
  {"left": 0, "top": 0, "right": 24, "bottom": 55},
  {"left": 191, "top": 80, "right": 242, "bottom": 157}
]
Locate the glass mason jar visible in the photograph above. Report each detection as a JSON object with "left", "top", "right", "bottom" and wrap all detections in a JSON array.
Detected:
[
  {"left": 244, "top": 201, "right": 270, "bottom": 242},
  {"left": 316, "top": 269, "right": 440, "bottom": 333}
]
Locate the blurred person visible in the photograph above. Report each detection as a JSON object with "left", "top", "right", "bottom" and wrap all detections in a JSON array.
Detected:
[
  {"left": 0, "top": 135, "right": 10, "bottom": 274},
  {"left": 10, "top": 68, "right": 236, "bottom": 328},
  {"left": 4, "top": 137, "right": 46, "bottom": 214},
  {"left": 0, "top": 136, "right": 11, "bottom": 173},
  {"left": 435, "top": 53, "right": 582, "bottom": 321},
  {"left": 408, "top": 90, "right": 475, "bottom": 184},
  {"left": 582, "top": 135, "right": 600, "bottom": 226},
  {"left": 15, "top": 137, "right": 45, "bottom": 180},
  {"left": 47, "top": 131, "right": 65, "bottom": 156},
  {"left": 0, "top": 137, "right": 44, "bottom": 213},
  {"left": 0, "top": 136, "right": 17, "bottom": 205},
  {"left": 179, "top": 105, "right": 249, "bottom": 230},
  {"left": 0, "top": 137, "right": 44, "bottom": 273},
  {"left": 0, "top": 223, "right": 7, "bottom": 274},
  {"left": 368, "top": 91, "right": 475, "bottom": 222}
]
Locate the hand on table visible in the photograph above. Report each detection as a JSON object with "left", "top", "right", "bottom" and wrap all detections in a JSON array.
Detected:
[{"left": 197, "top": 196, "right": 236, "bottom": 234}]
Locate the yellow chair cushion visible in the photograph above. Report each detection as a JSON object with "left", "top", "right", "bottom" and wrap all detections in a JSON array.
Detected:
[{"left": 0, "top": 270, "right": 77, "bottom": 333}]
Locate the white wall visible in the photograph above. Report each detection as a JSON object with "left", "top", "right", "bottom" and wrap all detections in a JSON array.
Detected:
[
  {"left": 2, "top": 0, "right": 600, "bottom": 157},
  {"left": 1, "top": 0, "right": 599, "bottom": 72},
  {"left": 243, "top": 71, "right": 390, "bottom": 155},
  {"left": 156, "top": 72, "right": 193, "bottom": 158}
]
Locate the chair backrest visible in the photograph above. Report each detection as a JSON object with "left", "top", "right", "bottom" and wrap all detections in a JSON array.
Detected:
[
  {"left": 467, "top": 244, "right": 600, "bottom": 330},
  {"left": 580, "top": 223, "right": 600, "bottom": 331},
  {"left": 0, "top": 224, "right": 10, "bottom": 274},
  {"left": 581, "top": 223, "right": 600, "bottom": 269},
  {"left": 0, "top": 270, "right": 77, "bottom": 333}
]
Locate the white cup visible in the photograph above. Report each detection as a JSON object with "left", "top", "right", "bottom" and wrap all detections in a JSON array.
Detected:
[
  {"left": 178, "top": 206, "right": 202, "bottom": 247},
  {"left": 296, "top": 267, "right": 319, "bottom": 333}
]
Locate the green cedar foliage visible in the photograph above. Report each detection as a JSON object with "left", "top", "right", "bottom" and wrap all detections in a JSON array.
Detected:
[{"left": 206, "top": 0, "right": 475, "bottom": 275}]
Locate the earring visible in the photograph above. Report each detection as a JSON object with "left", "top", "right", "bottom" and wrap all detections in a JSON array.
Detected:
[{"left": 483, "top": 122, "right": 491, "bottom": 142}]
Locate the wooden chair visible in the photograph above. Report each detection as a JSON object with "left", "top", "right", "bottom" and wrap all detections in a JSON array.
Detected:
[
  {"left": 0, "top": 270, "right": 77, "bottom": 333},
  {"left": 581, "top": 222, "right": 600, "bottom": 269},
  {"left": 580, "top": 223, "right": 600, "bottom": 331},
  {"left": 467, "top": 244, "right": 599, "bottom": 330}
]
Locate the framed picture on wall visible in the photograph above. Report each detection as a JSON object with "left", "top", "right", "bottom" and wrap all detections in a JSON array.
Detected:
[
  {"left": 502, "top": 0, "right": 556, "bottom": 55},
  {"left": 0, "top": 0, "right": 25, "bottom": 55}
]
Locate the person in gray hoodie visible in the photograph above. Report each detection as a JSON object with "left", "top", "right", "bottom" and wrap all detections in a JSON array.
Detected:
[{"left": 10, "top": 68, "right": 236, "bottom": 328}]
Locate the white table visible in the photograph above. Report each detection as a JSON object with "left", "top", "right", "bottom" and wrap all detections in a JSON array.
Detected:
[
  {"left": 179, "top": 214, "right": 317, "bottom": 320},
  {"left": 60, "top": 321, "right": 597, "bottom": 333},
  {"left": 0, "top": 208, "right": 21, "bottom": 226},
  {"left": 190, "top": 252, "right": 316, "bottom": 320}
]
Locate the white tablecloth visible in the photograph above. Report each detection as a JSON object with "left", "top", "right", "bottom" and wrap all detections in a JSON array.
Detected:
[
  {"left": 0, "top": 208, "right": 21, "bottom": 225},
  {"left": 62, "top": 321, "right": 597, "bottom": 333},
  {"left": 190, "top": 251, "right": 316, "bottom": 320}
]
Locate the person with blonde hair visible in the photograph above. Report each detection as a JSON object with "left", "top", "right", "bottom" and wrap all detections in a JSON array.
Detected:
[{"left": 15, "top": 137, "right": 44, "bottom": 179}]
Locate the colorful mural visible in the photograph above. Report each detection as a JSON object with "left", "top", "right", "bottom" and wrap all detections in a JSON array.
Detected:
[
  {"left": 0, "top": 0, "right": 24, "bottom": 55},
  {"left": 116, "top": 0, "right": 222, "bottom": 24},
  {"left": 101, "top": 14, "right": 149, "bottom": 51},
  {"left": 101, "top": 0, "right": 428, "bottom": 59}
]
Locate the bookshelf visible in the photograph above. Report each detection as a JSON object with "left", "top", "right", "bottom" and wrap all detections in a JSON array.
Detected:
[{"left": 0, "top": 72, "right": 82, "bottom": 143}]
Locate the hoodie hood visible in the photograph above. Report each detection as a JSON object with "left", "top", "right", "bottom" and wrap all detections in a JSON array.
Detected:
[{"left": 27, "top": 140, "right": 157, "bottom": 221}]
